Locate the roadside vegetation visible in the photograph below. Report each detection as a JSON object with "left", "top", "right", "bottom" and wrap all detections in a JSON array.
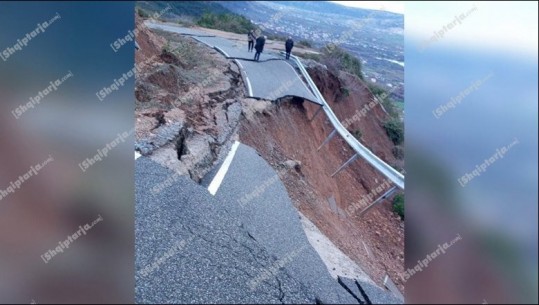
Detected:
[
  {"left": 196, "top": 12, "right": 256, "bottom": 34},
  {"left": 297, "top": 39, "right": 312, "bottom": 48},
  {"left": 352, "top": 129, "right": 362, "bottom": 140},
  {"left": 366, "top": 82, "right": 404, "bottom": 151},
  {"left": 297, "top": 42, "right": 404, "bottom": 160},
  {"left": 137, "top": 7, "right": 150, "bottom": 18},
  {"left": 392, "top": 193, "right": 404, "bottom": 219},
  {"left": 321, "top": 44, "right": 364, "bottom": 80},
  {"left": 297, "top": 43, "right": 363, "bottom": 81}
]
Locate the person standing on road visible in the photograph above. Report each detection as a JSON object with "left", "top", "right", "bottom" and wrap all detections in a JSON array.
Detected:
[
  {"left": 285, "top": 36, "right": 294, "bottom": 60},
  {"left": 254, "top": 35, "right": 266, "bottom": 61},
  {"left": 247, "top": 30, "right": 256, "bottom": 52}
]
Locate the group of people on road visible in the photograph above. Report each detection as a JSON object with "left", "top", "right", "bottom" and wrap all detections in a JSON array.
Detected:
[{"left": 247, "top": 30, "right": 294, "bottom": 61}]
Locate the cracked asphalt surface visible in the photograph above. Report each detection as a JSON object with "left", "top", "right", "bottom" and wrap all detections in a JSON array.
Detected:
[
  {"left": 206, "top": 144, "right": 359, "bottom": 304},
  {"left": 145, "top": 21, "right": 320, "bottom": 105},
  {"left": 135, "top": 146, "right": 362, "bottom": 303},
  {"left": 136, "top": 157, "right": 313, "bottom": 304}
]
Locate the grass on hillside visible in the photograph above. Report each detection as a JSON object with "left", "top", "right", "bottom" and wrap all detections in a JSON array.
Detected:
[{"left": 196, "top": 12, "right": 256, "bottom": 35}]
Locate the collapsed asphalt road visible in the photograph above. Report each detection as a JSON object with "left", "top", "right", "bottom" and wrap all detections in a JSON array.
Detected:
[
  {"left": 136, "top": 21, "right": 403, "bottom": 304},
  {"left": 202, "top": 143, "right": 360, "bottom": 304},
  {"left": 135, "top": 146, "right": 358, "bottom": 304},
  {"left": 136, "top": 157, "right": 312, "bottom": 304},
  {"left": 145, "top": 21, "right": 320, "bottom": 104},
  {"left": 135, "top": 157, "right": 353, "bottom": 303},
  {"left": 136, "top": 143, "right": 402, "bottom": 304}
]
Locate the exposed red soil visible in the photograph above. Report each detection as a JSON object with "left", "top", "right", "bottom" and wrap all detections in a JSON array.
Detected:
[{"left": 239, "top": 69, "right": 405, "bottom": 292}]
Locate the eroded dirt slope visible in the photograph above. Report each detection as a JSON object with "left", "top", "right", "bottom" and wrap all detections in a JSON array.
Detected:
[
  {"left": 239, "top": 68, "right": 405, "bottom": 291},
  {"left": 135, "top": 16, "right": 256, "bottom": 182}
]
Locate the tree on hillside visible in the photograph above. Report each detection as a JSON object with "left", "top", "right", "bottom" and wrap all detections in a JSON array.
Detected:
[
  {"left": 196, "top": 12, "right": 256, "bottom": 34},
  {"left": 321, "top": 44, "right": 364, "bottom": 80}
]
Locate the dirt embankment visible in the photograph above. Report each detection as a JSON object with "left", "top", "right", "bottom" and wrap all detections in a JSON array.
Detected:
[
  {"left": 239, "top": 67, "right": 405, "bottom": 292},
  {"left": 135, "top": 16, "right": 256, "bottom": 182},
  {"left": 136, "top": 14, "right": 404, "bottom": 293}
]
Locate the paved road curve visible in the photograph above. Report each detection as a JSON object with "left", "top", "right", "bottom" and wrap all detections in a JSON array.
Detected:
[
  {"left": 146, "top": 20, "right": 403, "bottom": 190},
  {"left": 145, "top": 21, "right": 320, "bottom": 104},
  {"left": 139, "top": 21, "right": 404, "bottom": 304}
]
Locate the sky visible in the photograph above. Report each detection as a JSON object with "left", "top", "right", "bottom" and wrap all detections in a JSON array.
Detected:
[
  {"left": 406, "top": 1, "right": 538, "bottom": 57},
  {"left": 331, "top": 1, "right": 405, "bottom": 14}
]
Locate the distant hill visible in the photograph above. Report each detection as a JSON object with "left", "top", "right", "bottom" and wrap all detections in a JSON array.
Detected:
[
  {"left": 218, "top": 1, "right": 403, "bottom": 29},
  {"left": 272, "top": 1, "right": 402, "bottom": 20},
  {"left": 136, "top": 1, "right": 404, "bottom": 101},
  {"left": 217, "top": 1, "right": 403, "bottom": 100},
  {"left": 136, "top": 1, "right": 231, "bottom": 18}
]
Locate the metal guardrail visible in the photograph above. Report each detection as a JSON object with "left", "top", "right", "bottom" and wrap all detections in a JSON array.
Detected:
[
  {"left": 146, "top": 19, "right": 405, "bottom": 189},
  {"left": 283, "top": 52, "right": 405, "bottom": 190}
]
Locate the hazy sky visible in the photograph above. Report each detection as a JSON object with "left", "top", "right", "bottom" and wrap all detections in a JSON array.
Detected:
[
  {"left": 406, "top": 1, "right": 538, "bottom": 56},
  {"left": 331, "top": 1, "right": 405, "bottom": 14}
]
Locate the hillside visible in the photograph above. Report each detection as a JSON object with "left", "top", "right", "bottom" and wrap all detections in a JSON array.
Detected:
[
  {"left": 219, "top": 1, "right": 404, "bottom": 101},
  {"left": 134, "top": 13, "right": 404, "bottom": 297},
  {"left": 136, "top": 1, "right": 231, "bottom": 18},
  {"left": 135, "top": 1, "right": 403, "bottom": 102}
]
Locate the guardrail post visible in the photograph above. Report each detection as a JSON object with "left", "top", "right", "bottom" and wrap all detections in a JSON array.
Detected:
[
  {"left": 284, "top": 52, "right": 404, "bottom": 189},
  {"left": 310, "top": 104, "right": 324, "bottom": 121},
  {"left": 331, "top": 153, "right": 359, "bottom": 177},
  {"left": 317, "top": 129, "right": 337, "bottom": 151},
  {"left": 357, "top": 185, "right": 397, "bottom": 217}
]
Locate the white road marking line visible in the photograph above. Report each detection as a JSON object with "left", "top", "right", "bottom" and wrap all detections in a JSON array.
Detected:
[
  {"left": 245, "top": 76, "right": 253, "bottom": 97},
  {"left": 214, "top": 46, "right": 230, "bottom": 58},
  {"left": 135, "top": 151, "right": 141, "bottom": 160},
  {"left": 191, "top": 36, "right": 214, "bottom": 48},
  {"left": 234, "top": 59, "right": 252, "bottom": 96},
  {"left": 207, "top": 141, "right": 241, "bottom": 196},
  {"left": 235, "top": 59, "right": 243, "bottom": 69}
]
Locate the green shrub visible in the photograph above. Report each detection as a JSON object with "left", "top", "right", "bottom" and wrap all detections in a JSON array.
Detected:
[
  {"left": 367, "top": 83, "right": 386, "bottom": 97},
  {"left": 392, "top": 145, "right": 404, "bottom": 160},
  {"left": 368, "top": 83, "right": 399, "bottom": 119},
  {"left": 196, "top": 12, "right": 255, "bottom": 34},
  {"left": 299, "top": 52, "right": 322, "bottom": 62},
  {"left": 298, "top": 40, "right": 312, "bottom": 48},
  {"left": 137, "top": 8, "right": 149, "bottom": 18},
  {"left": 267, "top": 34, "right": 287, "bottom": 41},
  {"left": 392, "top": 193, "right": 404, "bottom": 219},
  {"left": 383, "top": 118, "right": 404, "bottom": 145},
  {"left": 321, "top": 44, "right": 363, "bottom": 80},
  {"left": 341, "top": 87, "right": 350, "bottom": 97},
  {"left": 352, "top": 129, "right": 362, "bottom": 140}
]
